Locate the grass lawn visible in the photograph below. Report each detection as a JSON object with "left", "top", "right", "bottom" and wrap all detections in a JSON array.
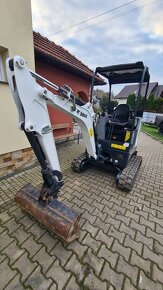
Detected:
[{"left": 141, "top": 123, "right": 163, "bottom": 141}]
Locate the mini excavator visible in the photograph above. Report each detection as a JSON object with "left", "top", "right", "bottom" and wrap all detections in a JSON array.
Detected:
[{"left": 6, "top": 56, "right": 150, "bottom": 242}]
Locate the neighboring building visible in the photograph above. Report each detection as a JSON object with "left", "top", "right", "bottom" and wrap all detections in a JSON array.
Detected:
[
  {"left": 115, "top": 82, "right": 163, "bottom": 104},
  {"left": 0, "top": 0, "right": 35, "bottom": 176},
  {"left": 33, "top": 32, "right": 103, "bottom": 138}
]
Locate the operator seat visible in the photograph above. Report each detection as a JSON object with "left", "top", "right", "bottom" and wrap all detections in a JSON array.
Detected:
[{"left": 108, "top": 104, "right": 131, "bottom": 126}]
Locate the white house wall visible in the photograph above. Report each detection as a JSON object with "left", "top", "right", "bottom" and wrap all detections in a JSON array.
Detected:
[{"left": 0, "top": 0, "right": 35, "bottom": 155}]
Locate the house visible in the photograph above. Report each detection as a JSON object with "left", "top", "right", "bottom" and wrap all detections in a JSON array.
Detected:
[
  {"left": 0, "top": 1, "right": 103, "bottom": 177},
  {"left": 0, "top": 0, "right": 35, "bottom": 176},
  {"left": 115, "top": 82, "right": 163, "bottom": 104},
  {"left": 33, "top": 32, "right": 103, "bottom": 139}
]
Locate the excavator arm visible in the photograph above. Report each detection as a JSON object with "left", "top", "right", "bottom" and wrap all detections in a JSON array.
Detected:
[
  {"left": 6, "top": 56, "right": 97, "bottom": 242},
  {"left": 6, "top": 56, "right": 97, "bottom": 200}
]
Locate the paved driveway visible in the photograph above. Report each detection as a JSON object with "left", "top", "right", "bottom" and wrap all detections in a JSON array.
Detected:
[{"left": 0, "top": 132, "right": 163, "bottom": 290}]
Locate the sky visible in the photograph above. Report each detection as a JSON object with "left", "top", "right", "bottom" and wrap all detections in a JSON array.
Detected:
[{"left": 31, "top": 0, "right": 163, "bottom": 92}]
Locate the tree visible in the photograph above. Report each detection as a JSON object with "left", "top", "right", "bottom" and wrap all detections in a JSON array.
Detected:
[
  {"left": 156, "top": 98, "right": 163, "bottom": 113},
  {"left": 147, "top": 94, "right": 155, "bottom": 111},
  {"left": 126, "top": 92, "right": 163, "bottom": 113},
  {"left": 93, "top": 89, "right": 116, "bottom": 110},
  {"left": 110, "top": 100, "right": 118, "bottom": 109},
  {"left": 127, "top": 94, "right": 136, "bottom": 110},
  {"left": 100, "top": 95, "right": 108, "bottom": 110}
]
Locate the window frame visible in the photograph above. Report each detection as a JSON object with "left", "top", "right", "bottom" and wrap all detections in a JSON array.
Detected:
[
  {"left": 0, "top": 54, "right": 5, "bottom": 81},
  {"left": 0, "top": 46, "right": 9, "bottom": 82}
]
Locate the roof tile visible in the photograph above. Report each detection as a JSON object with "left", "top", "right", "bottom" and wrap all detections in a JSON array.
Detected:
[{"left": 33, "top": 31, "right": 103, "bottom": 84}]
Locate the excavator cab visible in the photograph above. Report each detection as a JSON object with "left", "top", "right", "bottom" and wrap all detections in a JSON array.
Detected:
[{"left": 87, "top": 62, "right": 150, "bottom": 189}]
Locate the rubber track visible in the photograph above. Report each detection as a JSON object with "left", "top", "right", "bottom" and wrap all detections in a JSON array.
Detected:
[
  {"left": 118, "top": 155, "right": 142, "bottom": 191},
  {"left": 72, "top": 153, "right": 142, "bottom": 191},
  {"left": 71, "top": 153, "right": 87, "bottom": 172}
]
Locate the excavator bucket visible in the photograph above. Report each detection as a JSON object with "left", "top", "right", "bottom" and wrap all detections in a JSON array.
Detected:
[{"left": 14, "top": 183, "right": 81, "bottom": 243}]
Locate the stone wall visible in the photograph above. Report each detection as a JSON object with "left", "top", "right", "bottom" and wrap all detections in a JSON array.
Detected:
[{"left": 0, "top": 147, "right": 37, "bottom": 178}]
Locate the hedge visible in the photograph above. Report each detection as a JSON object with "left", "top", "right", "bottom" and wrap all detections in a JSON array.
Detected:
[{"left": 127, "top": 94, "right": 163, "bottom": 113}]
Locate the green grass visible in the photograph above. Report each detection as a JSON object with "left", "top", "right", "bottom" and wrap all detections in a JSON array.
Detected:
[{"left": 141, "top": 123, "right": 163, "bottom": 141}]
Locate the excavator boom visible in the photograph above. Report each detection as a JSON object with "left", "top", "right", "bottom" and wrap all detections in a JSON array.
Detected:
[{"left": 6, "top": 56, "right": 97, "bottom": 242}]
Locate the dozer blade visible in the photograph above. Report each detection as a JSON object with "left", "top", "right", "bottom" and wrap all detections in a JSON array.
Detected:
[{"left": 14, "top": 183, "right": 81, "bottom": 243}]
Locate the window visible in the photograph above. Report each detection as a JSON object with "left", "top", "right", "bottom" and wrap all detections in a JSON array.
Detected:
[
  {"left": 0, "top": 54, "right": 4, "bottom": 81},
  {"left": 0, "top": 46, "right": 9, "bottom": 82}
]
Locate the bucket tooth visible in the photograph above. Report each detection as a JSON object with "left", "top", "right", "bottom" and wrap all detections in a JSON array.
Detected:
[{"left": 14, "top": 183, "right": 81, "bottom": 243}]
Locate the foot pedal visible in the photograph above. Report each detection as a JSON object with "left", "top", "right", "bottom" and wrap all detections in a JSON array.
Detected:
[{"left": 15, "top": 183, "right": 81, "bottom": 243}]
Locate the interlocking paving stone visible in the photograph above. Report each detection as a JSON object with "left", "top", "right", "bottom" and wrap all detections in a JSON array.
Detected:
[
  {"left": 66, "top": 275, "right": 80, "bottom": 290},
  {"left": 130, "top": 218, "right": 146, "bottom": 235},
  {"left": 12, "top": 252, "right": 38, "bottom": 282},
  {"left": 21, "top": 235, "right": 42, "bottom": 258},
  {"left": 123, "top": 277, "right": 137, "bottom": 290},
  {"left": 124, "top": 234, "right": 143, "bottom": 256},
  {"left": 138, "top": 270, "right": 162, "bottom": 290},
  {"left": 38, "top": 231, "right": 58, "bottom": 252},
  {"left": 49, "top": 283, "right": 57, "bottom": 290},
  {"left": 0, "top": 230, "right": 14, "bottom": 251},
  {"left": 119, "top": 221, "right": 136, "bottom": 239},
  {"left": 0, "top": 254, "right": 6, "bottom": 264},
  {"left": 136, "top": 231, "right": 153, "bottom": 250},
  {"left": 94, "top": 217, "right": 110, "bottom": 234},
  {"left": 147, "top": 227, "right": 163, "bottom": 245},
  {"left": 11, "top": 225, "right": 31, "bottom": 245},
  {"left": 82, "top": 232, "right": 101, "bottom": 254},
  {"left": 153, "top": 263, "right": 163, "bottom": 284},
  {"left": 25, "top": 265, "right": 53, "bottom": 290},
  {"left": 98, "top": 244, "right": 118, "bottom": 269},
  {"left": 0, "top": 134, "right": 163, "bottom": 289},
  {"left": 65, "top": 254, "right": 87, "bottom": 283},
  {"left": 115, "top": 213, "right": 130, "bottom": 226},
  {"left": 18, "top": 215, "right": 36, "bottom": 230},
  {"left": 2, "top": 240, "right": 25, "bottom": 265},
  {"left": 27, "top": 222, "right": 46, "bottom": 241},
  {"left": 10, "top": 207, "right": 27, "bottom": 221},
  {"left": 156, "top": 224, "right": 163, "bottom": 235},
  {"left": 117, "top": 256, "right": 139, "bottom": 286},
  {"left": 83, "top": 269, "right": 107, "bottom": 290},
  {"left": 105, "top": 215, "right": 121, "bottom": 230},
  {"left": 112, "top": 239, "right": 131, "bottom": 262},
  {"left": 46, "top": 259, "right": 71, "bottom": 290},
  {"left": 95, "top": 229, "right": 114, "bottom": 248},
  {"left": 82, "top": 220, "right": 99, "bottom": 237},
  {"left": 93, "top": 207, "right": 107, "bottom": 221},
  {"left": 0, "top": 224, "right": 6, "bottom": 234},
  {"left": 3, "top": 217, "right": 21, "bottom": 234},
  {"left": 67, "top": 240, "right": 88, "bottom": 259},
  {"left": 3, "top": 274, "right": 25, "bottom": 290},
  {"left": 101, "top": 261, "right": 124, "bottom": 290},
  {"left": 154, "top": 240, "right": 163, "bottom": 255},
  {"left": 108, "top": 225, "right": 125, "bottom": 244},
  {"left": 50, "top": 242, "right": 72, "bottom": 267},
  {"left": 32, "top": 246, "right": 54, "bottom": 274},
  {"left": 0, "top": 258, "right": 17, "bottom": 289},
  {"left": 0, "top": 211, "right": 12, "bottom": 223},
  {"left": 83, "top": 248, "right": 104, "bottom": 275},
  {"left": 130, "top": 249, "right": 151, "bottom": 276},
  {"left": 143, "top": 245, "right": 163, "bottom": 270}
]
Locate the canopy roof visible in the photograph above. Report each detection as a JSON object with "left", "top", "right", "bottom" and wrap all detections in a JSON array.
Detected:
[{"left": 95, "top": 62, "right": 150, "bottom": 85}]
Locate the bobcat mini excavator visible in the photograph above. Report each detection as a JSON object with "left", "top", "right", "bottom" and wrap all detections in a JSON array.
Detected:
[{"left": 6, "top": 56, "right": 150, "bottom": 242}]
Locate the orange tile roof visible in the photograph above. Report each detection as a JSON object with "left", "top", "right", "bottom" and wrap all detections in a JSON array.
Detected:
[{"left": 33, "top": 31, "right": 104, "bottom": 85}]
